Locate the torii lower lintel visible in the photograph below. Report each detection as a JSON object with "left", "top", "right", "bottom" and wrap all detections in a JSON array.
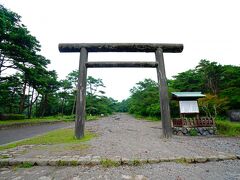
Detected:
[{"left": 59, "top": 43, "right": 184, "bottom": 139}]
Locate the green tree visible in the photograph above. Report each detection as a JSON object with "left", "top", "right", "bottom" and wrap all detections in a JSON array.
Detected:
[
  {"left": 171, "top": 69, "right": 203, "bottom": 92},
  {"left": 128, "top": 79, "right": 160, "bottom": 117},
  {"left": 0, "top": 5, "right": 49, "bottom": 77},
  {"left": 196, "top": 59, "right": 223, "bottom": 95}
]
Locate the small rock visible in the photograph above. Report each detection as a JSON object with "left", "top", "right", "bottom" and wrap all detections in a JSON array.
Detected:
[
  {"left": 72, "top": 176, "right": 81, "bottom": 180},
  {"left": 182, "top": 128, "right": 187, "bottom": 134},
  {"left": 177, "top": 131, "right": 184, "bottom": 136},
  {"left": 122, "top": 175, "right": 132, "bottom": 179},
  {"left": 135, "top": 175, "right": 148, "bottom": 180},
  {"left": 38, "top": 176, "right": 51, "bottom": 180}
]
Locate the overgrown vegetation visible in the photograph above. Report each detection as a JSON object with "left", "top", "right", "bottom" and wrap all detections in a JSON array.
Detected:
[
  {"left": 0, "top": 128, "right": 96, "bottom": 150},
  {"left": 216, "top": 119, "right": 240, "bottom": 136}
]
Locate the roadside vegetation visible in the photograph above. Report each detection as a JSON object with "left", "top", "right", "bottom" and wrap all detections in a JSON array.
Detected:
[
  {"left": 216, "top": 119, "right": 240, "bottom": 136},
  {"left": 118, "top": 60, "right": 240, "bottom": 136},
  {"left": 0, "top": 128, "right": 96, "bottom": 150},
  {"left": 0, "top": 115, "right": 99, "bottom": 127}
]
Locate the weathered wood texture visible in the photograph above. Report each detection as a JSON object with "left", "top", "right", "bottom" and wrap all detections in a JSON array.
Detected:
[
  {"left": 155, "top": 48, "right": 172, "bottom": 138},
  {"left": 85, "top": 61, "right": 158, "bottom": 68},
  {"left": 75, "top": 48, "right": 88, "bottom": 139},
  {"left": 59, "top": 43, "right": 183, "bottom": 53}
]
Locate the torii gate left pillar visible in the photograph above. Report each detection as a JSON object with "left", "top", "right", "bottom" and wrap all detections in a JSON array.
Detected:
[{"left": 59, "top": 43, "right": 183, "bottom": 139}]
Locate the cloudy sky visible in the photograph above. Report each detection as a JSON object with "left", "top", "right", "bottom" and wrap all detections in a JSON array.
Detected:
[{"left": 1, "top": 0, "right": 240, "bottom": 101}]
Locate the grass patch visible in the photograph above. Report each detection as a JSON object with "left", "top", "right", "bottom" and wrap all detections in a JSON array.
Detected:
[
  {"left": 86, "top": 115, "right": 100, "bottom": 121},
  {"left": 0, "top": 115, "right": 74, "bottom": 126},
  {"left": 130, "top": 159, "right": 141, "bottom": 166},
  {"left": 134, "top": 114, "right": 160, "bottom": 121},
  {"left": 100, "top": 159, "right": 120, "bottom": 168},
  {"left": 216, "top": 119, "right": 240, "bottom": 136},
  {"left": 70, "top": 160, "right": 78, "bottom": 166},
  {"left": 18, "top": 162, "right": 34, "bottom": 168},
  {"left": 174, "top": 158, "right": 187, "bottom": 164},
  {"left": 0, "top": 128, "right": 96, "bottom": 151},
  {"left": 0, "top": 155, "right": 10, "bottom": 159},
  {"left": 0, "top": 115, "right": 101, "bottom": 126}
]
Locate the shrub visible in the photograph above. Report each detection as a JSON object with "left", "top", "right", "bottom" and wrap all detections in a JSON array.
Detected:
[
  {"left": 0, "top": 114, "right": 25, "bottom": 120},
  {"left": 189, "top": 129, "right": 198, "bottom": 136},
  {"left": 216, "top": 120, "right": 240, "bottom": 136}
]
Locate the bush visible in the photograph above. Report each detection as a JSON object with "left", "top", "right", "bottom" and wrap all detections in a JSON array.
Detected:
[
  {"left": 216, "top": 120, "right": 240, "bottom": 136},
  {"left": 0, "top": 114, "right": 25, "bottom": 120},
  {"left": 189, "top": 129, "right": 198, "bottom": 136}
]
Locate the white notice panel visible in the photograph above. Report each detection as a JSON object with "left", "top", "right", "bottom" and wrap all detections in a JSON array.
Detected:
[{"left": 179, "top": 101, "right": 199, "bottom": 113}]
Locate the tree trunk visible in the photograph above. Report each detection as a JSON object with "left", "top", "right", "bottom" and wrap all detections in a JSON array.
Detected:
[
  {"left": 71, "top": 93, "right": 76, "bottom": 116},
  {"left": 0, "top": 53, "right": 4, "bottom": 77},
  {"left": 28, "top": 88, "right": 36, "bottom": 119},
  {"left": 19, "top": 80, "right": 27, "bottom": 113},
  {"left": 61, "top": 98, "right": 65, "bottom": 116},
  {"left": 27, "top": 86, "right": 31, "bottom": 118}
]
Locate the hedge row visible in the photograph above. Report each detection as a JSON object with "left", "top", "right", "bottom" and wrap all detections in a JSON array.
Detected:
[{"left": 0, "top": 114, "right": 25, "bottom": 120}]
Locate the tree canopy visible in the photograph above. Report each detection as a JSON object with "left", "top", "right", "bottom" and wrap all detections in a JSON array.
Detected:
[{"left": 123, "top": 59, "right": 240, "bottom": 118}]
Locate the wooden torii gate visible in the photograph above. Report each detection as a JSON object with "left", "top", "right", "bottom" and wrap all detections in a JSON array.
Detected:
[{"left": 59, "top": 43, "right": 183, "bottom": 139}]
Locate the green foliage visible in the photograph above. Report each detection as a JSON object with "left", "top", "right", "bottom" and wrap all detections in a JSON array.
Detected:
[
  {"left": 0, "top": 128, "right": 96, "bottom": 150},
  {"left": 86, "top": 115, "right": 100, "bottom": 121},
  {"left": 134, "top": 114, "right": 160, "bottom": 121},
  {"left": 216, "top": 119, "right": 240, "bottom": 136},
  {"left": 61, "top": 71, "right": 118, "bottom": 116},
  {"left": 130, "top": 159, "right": 141, "bottom": 166},
  {"left": 0, "top": 115, "right": 74, "bottom": 126},
  {"left": 198, "top": 94, "right": 229, "bottom": 118},
  {"left": 117, "top": 99, "right": 129, "bottom": 112},
  {"left": 0, "top": 114, "right": 25, "bottom": 120},
  {"left": 172, "top": 59, "right": 240, "bottom": 116},
  {"left": 128, "top": 79, "right": 160, "bottom": 117},
  {"left": 100, "top": 159, "right": 120, "bottom": 168},
  {"left": 18, "top": 162, "right": 34, "bottom": 168},
  {"left": 171, "top": 69, "right": 203, "bottom": 92},
  {"left": 189, "top": 129, "right": 198, "bottom": 136}
]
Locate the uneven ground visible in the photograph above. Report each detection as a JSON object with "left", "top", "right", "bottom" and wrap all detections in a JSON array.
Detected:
[{"left": 0, "top": 113, "right": 240, "bottom": 179}]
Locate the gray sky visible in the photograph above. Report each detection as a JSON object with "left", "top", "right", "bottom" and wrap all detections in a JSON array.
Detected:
[{"left": 1, "top": 0, "right": 240, "bottom": 101}]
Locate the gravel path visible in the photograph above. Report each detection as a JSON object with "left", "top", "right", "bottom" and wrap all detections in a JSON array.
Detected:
[
  {"left": 0, "top": 113, "right": 240, "bottom": 179},
  {"left": 86, "top": 113, "right": 240, "bottom": 160},
  {"left": 1, "top": 160, "right": 240, "bottom": 180},
  {"left": 0, "top": 122, "right": 73, "bottom": 145},
  {"left": 4, "top": 113, "right": 239, "bottom": 160}
]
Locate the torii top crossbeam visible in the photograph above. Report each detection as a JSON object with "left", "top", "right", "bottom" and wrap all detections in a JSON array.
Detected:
[{"left": 59, "top": 43, "right": 183, "bottom": 53}]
